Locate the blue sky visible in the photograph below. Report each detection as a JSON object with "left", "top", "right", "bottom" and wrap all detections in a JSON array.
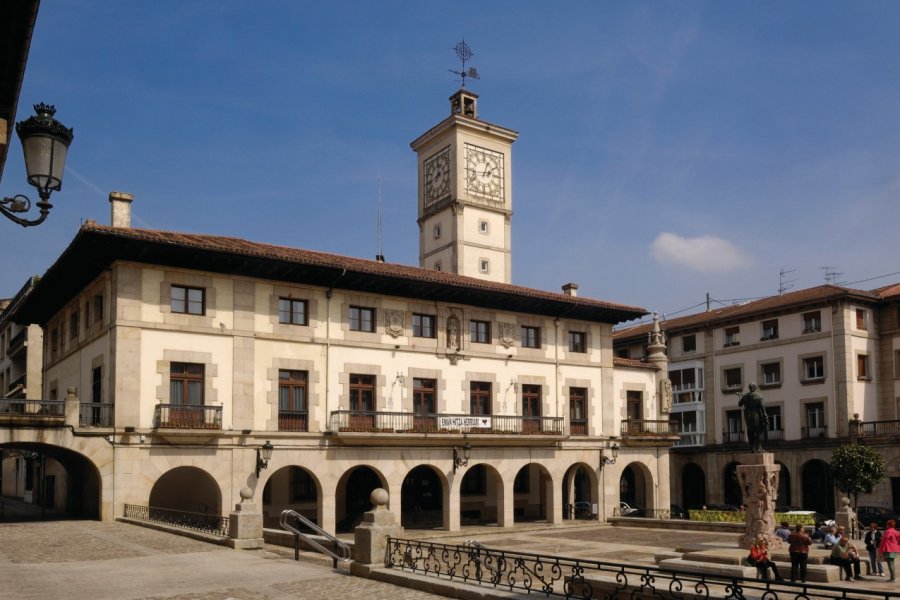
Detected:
[{"left": 3, "top": 1, "right": 900, "bottom": 324}]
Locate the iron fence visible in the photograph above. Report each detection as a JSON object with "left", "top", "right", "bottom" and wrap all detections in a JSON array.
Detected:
[
  {"left": 329, "top": 410, "right": 563, "bottom": 435},
  {"left": 620, "top": 419, "right": 678, "bottom": 437},
  {"left": 853, "top": 420, "right": 900, "bottom": 437},
  {"left": 387, "top": 537, "right": 897, "bottom": 600},
  {"left": 79, "top": 402, "right": 114, "bottom": 427},
  {"left": 123, "top": 503, "right": 229, "bottom": 537},
  {"left": 153, "top": 404, "right": 222, "bottom": 429},
  {"left": 0, "top": 398, "right": 64, "bottom": 417}
]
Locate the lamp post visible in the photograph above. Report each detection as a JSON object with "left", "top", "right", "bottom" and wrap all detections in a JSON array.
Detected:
[
  {"left": 255, "top": 440, "right": 274, "bottom": 477},
  {"left": 599, "top": 442, "right": 620, "bottom": 468},
  {"left": 453, "top": 441, "right": 471, "bottom": 473},
  {"left": 1, "top": 103, "right": 74, "bottom": 227}
]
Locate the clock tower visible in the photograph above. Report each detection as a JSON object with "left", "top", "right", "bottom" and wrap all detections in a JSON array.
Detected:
[{"left": 410, "top": 89, "right": 518, "bottom": 283}]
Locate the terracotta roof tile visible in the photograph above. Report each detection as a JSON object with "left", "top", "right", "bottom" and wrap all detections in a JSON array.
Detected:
[{"left": 873, "top": 283, "right": 900, "bottom": 299}]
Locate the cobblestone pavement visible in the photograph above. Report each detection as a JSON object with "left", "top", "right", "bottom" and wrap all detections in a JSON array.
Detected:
[{"left": 0, "top": 520, "right": 447, "bottom": 600}]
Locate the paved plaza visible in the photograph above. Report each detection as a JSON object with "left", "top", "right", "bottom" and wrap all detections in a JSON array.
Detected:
[{"left": 2, "top": 514, "right": 899, "bottom": 599}]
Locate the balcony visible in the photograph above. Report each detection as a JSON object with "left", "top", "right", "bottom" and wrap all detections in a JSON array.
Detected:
[
  {"left": 79, "top": 403, "right": 114, "bottom": 427},
  {"left": 620, "top": 419, "right": 679, "bottom": 439},
  {"left": 674, "top": 432, "right": 705, "bottom": 447},
  {"left": 5, "top": 373, "right": 26, "bottom": 399},
  {"left": 801, "top": 425, "right": 827, "bottom": 439},
  {"left": 569, "top": 418, "right": 588, "bottom": 436},
  {"left": 851, "top": 420, "right": 900, "bottom": 437},
  {"left": 7, "top": 328, "right": 26, "bottom": 358},
  {"left": 278, "top": 410, "right": 308, "bottom": 432},
  {"left": 329, "top": 410, "right": 564, "bottom": 436},
  {"left": 722, "top": 430, "right": 744, "bottom": 444},
  {"left": 154, "top": 404, "right": 222, "bottom": 430},
  {"left": 0, "top": 399, "right": 65, "bottom": 426}
]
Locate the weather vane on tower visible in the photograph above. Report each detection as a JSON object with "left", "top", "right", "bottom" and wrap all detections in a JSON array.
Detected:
[{"left": 449, "top": 39, "right": 480, "bottom": 88}]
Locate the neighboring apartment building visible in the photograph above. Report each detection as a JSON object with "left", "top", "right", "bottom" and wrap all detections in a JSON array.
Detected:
[
  {"left": 0, "top": 277, "right": 42, "bottom": 400},
  {"left": 614, "top": 284, "right": 900, "bottom": 516},
  {"left": 0, "top": 89, "right": 676, "bottom": 530}
]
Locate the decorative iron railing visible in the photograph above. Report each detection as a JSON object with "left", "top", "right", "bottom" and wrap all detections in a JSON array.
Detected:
[
  {"left": 620, "top": 419, "right": 678, "bottom": 437},
  {"left": 569, "top": 419, "right": 587, "bottom": 436},
  {"left": 802, "top": 426, "right": 827, "bottom": 439},
  {"left": 329, "top": 410, "right": 563, "bottom": 435},
  {"left": 853, "top": 420, "right": 900, "bottom": 437},
  {"left": 387, "top": 538, "right": 892, "bottom": 600},
  {"left": 0, "top": 398, "right": 64, "bottom": 418},
  {"left": 153, "top": 404, "right": 222, "bottom": 429},
  {"left": 79, "top": 402, "right": 114, "bottom": 427},
  {"left": 278, "top": 410, "right": 308, "bottom": 432},
  {"left": 123, "top": 504, "right": 229, "bottom": 536}
]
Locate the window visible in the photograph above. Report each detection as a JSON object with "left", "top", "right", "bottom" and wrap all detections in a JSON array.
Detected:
[
  {"left": 69, "top": 311, "right": 79, "bottom": 340},
  {"left": 616, "top": 348, "right": 629, "bottom": 359},
  {"left": 349, "top": 306, "right": 375, "bottom": 332},
  {"left": 478, "top": 220, "right": 489, "bottom": 234},
  {"left": 767, "top": 405, "right": 783, "bottom": 439},
  {"left": 723, "top": 367, "right": 742, "bottom": 390},
  {"left": 171, "top": 285, "right": 205, "bottom": 315},
  {"left": 858, "top": 354, "right": 870, "bottom": 380},
  {"left": 568, "top": 331, "right": 586, "bottom": 353},
  {"left": 479, "top": 259, "right": 490, "bottom": 273},
  {"left": 761, "top": 319, "right": 779, "bottom": 341},
  {"left": 90, "top": 366, "right": 103, "bottom": 426},
  {"left": 670, "top": 367, "right": 703, "bottom": 404},
  {"left": 433, "top": 223, "right": 441, "bottom": 239},
  {"left": 522, "top": 384, "right": 542, "bottom": 433},
  {"left": 278, "top": 298, "right": 308, "bottom": 325},
  {"left": 723, "top": 326, "right": 739, "bottom": 347},
  {"left": 278, "top": 370, "right": 308, "bottom": 431},
  {"left": 895, "top": 350, "right": 900, "bottom": 379},
  {"left": 289, "top": 467, "right": 315, "bottom": 501},
  {"left": 170, "top": 363, "right": 204, "bottom": 405},
  {"left": 470, "top": 320, "right": 491, "bottom": 344},
  {"left": 682, "top": 334, "right": 696, "bottom": 353},
  {"left": 413, "top": 378, "right": 436, "bottom": 428},
  {"left": 805, "top": 402, "right": 826, "bottom": 438},
  {"left": 569, "top": 387, "right": 587, "bottom": 435},
  {"left": 856, "top": 308, "right": 869, "bottom": 330},
  {"left": 761, "top": 362, "right": 781, "bottom": 386},
  {"left": 84, "top": 302, "right": 92, "bottom": 331},
  {"left": 626, "top": 390, "right": 642, "bottom": 421},
  {"left": 412, "top": 313, "right": 436, "bottom": 338},
  {"left": 470, "top": 381, "right": 491, "bottom": 415},
  {"left": 433, "top": 262, "right": 442, "bottom": 271},
  {"left": 725, "top": 409, "right": 743, "bottom": 443},
  {"left": 50, "top": 328, "right": 59, "bottom": 354},
  {"left": 521, "top": 326, "right": 541, "bottom": 349},
  {"left": 348, "top": 374, "right": 375, "bottom": 430},
  {"left": 93, "top": 294, "right": 104, "bottom": 323},
  {"left": 802, "top": 311, "right": 821, "bottom": 334},
  {"left": 802, "top": 356, "right": 825, "bottom": 382}
]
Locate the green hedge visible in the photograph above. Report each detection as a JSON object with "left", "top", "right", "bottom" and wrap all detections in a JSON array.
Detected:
[{"left": 688, "top": 510, "right": 817, "bottom": 525}]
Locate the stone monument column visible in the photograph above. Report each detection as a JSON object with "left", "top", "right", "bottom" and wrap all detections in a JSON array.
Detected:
[{"left": 737, "top": 453, "right": 781, "bottom": 549}]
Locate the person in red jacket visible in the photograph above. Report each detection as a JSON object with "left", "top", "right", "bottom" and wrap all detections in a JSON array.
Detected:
[
  {"left": 879, "top": 519, "right": 900, "bottom": 582},
  {"left": 788, "top": 524, "right": 812, "bottom": 582},
  {"left": 750, "top": 537, "right": 782, "bottom": 581}
]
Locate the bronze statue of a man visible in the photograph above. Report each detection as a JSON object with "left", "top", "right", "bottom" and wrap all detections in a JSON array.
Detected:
[{"left": 738, "top": 383, "right": 767, "bottom": 453}]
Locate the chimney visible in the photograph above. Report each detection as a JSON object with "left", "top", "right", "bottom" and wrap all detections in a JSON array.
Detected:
[
  {"left": 109, "top": 192, "right": 133, "bottom": 228},
  {"left": 562, "top": 282, "right": 579, "bottom": 297}
]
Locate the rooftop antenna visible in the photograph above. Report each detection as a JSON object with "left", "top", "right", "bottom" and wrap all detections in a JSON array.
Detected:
[
  {"left": 375, "top": 178, "right": 384, "bottom": 262},
  {"left": 778, "top": 268, "right": 797, "bottom": 295},
  {"left": 449, "top": 39, "right": 480, "bottom": 88},
  {"left": 821, "top": 265, "right": 843, "bottom": 285}
]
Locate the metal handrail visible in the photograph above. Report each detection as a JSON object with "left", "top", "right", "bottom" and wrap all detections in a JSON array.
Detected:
[{"left": 279, "top": 509, "right": 351, "bottom": 568}]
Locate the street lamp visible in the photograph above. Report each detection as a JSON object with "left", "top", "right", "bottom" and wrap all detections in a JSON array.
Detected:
[
  {"left": 599, "top": 442, "right": 619, "bottom": 469},
  {"left": 453, "top": 442, "right": 471, "bottom": 473},
  {"left": 1, "top": 103, "right": 74, "bottom": 227},
  {"left": 255, "top": 440, "right": 274, "bottom": 477}
]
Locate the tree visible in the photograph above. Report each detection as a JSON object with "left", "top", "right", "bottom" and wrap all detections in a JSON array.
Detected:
[{"left": 831, "top": 443, "right": 886, "bottom": 509}]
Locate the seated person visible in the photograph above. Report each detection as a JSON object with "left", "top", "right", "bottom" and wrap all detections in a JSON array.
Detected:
[
  {"left": 830, "top": 533, "right": 863, "bottom": 581},
  {"left": 823, "top": 526, "right": 839, "bottom": 549},
  {"left": 775, "top": 521, "right": 791, "bottom": 542},
  {"left": 750, "top": 537, "right": 783, "bottom": 580}
]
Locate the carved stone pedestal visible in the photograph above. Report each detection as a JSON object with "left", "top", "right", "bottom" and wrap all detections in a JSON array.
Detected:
[
  {"left": 737, "top": 453, "right": 781, "bottom": 549},
  {"left": 227, "top": 486, "right": 264, "bottom": 550},
  {"left": 351, "top": 488, "right": 403, "bottom": 576}
]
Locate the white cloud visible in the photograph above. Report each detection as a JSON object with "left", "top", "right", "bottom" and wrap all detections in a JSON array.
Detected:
[{"left": 651, "top": 232, "right": 752, "bottom": 272}]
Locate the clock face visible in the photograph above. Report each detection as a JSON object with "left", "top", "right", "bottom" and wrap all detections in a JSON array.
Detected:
[
  {"left": 465, "top": 144, "right": 504, "bottom": 201},
  {"left": 424, "top": 147, "right": 451, "bottom": 204}
]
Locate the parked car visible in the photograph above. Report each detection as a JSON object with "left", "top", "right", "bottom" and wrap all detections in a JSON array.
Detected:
[
  {"left": 670, "top": 504, "right": 690, "bottom": 520},
  {"left": 857, "top": 506, "right": 900, "bottom": 528},
  {"left": 619, "top": 501, "right": 644, "bottom": 517}
]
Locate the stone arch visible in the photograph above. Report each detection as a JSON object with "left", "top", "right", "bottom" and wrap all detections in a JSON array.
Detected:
[
  {"left": 0, "top": 441, "right": 102, "bottom": 519},
  {"left": 563, "top": 462, "right": 597, "bottom": 520},
  {"left": 401, "top": 464, "right": 447, "bottom": 529},
  {"left": 724, "top": 461, "right": 742, "bottom": 507},
  {"left": 335, "top": 464, "right": 387, "bottom": 532},
  {"left": 513, "top": 462, "right": 553, "bottom": 523},
  {"left": 776, "top": 461, "right": 791, "bottom": 508},
  {"left": 681, "top": 462, "right": 706, "bottom": 509},
  {"left": 619, "top": 461, "right": 654, "bottom": 510},
  {"left": 149, "top": 466, "right": 222, "bottom": 514},
  {"left": 459, "top": 462, "right": 503, "bottom": 526},
  {"left": 261, "top": 465, "right": 322, "bottom": 529},
  {"left": 802, "top": 459, "right": 834, "bottom": 515}
]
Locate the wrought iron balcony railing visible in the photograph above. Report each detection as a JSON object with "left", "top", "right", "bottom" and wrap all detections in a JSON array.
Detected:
[
  {"left": 79, "top": 402, "right": 114, "bottom": 427},
  {"left": 278, "top": 410, "right": 308, "bottom": 432},
  {"left": 0, "top": 399, "right": 65, "bottom": 424},
  {"left": 801, "top": 425, "right": 827, "bottom": 439},
  {"left": 569, "top": 418, "right": 587, "bottom": 436},
  {"left": 851, "top": 419, "right": 900, "bottom": 437},
  {"left": 329, "top": 410, "right": 564, "bottom": 435},
  {"left": 153, "top": 404, "right": 222, "bottom": 430},
  {"left": 620, "top": 419, "right": 678, "bottom": 438}
]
